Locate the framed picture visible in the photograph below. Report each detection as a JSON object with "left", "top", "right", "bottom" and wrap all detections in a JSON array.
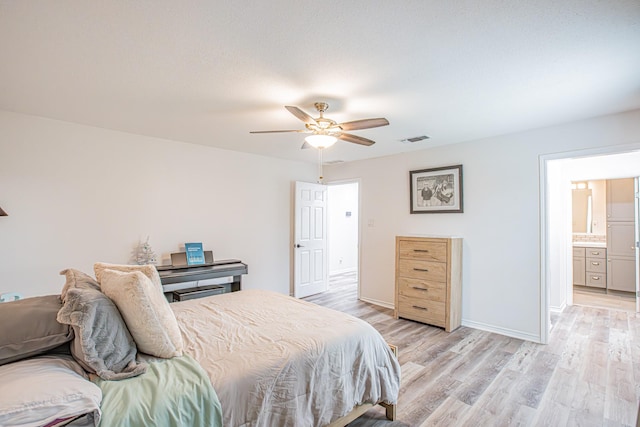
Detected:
[{"left": 410, "top": 165, "right": 463, "bottom": 214}]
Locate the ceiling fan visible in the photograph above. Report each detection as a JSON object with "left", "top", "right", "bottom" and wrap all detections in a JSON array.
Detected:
[{"left": 250, "top": 102, "right": 389, "bottom": 149}]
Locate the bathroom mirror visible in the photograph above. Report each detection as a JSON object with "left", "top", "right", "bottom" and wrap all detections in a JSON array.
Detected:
[{"left": 572, "top": 186, "right": 592, "bottom": 233}]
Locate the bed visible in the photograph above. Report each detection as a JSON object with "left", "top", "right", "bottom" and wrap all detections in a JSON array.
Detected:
[
  {"left": 0, "top": 267, "right": 400, "bottom": 427},
  {"left": 171, "top": 289, "right": 401, "bottom": 427}
]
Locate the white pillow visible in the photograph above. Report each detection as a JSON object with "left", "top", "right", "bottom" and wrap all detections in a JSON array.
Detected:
[
  {"left": 0, "top": 355, "right": 102, "bottom": 427},
  {"left": 93, "top": 262, "right": 162, "bottom": 289},
  {"left": 100, "top": 269, "right": 183, "bottom": 358}
]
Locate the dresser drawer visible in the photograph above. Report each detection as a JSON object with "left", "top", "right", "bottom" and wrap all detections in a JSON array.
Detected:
[
  {"left": 398, "top": 259, "right": 447, "bottom": 282},
  {"left": 398, "top": 295, "right": 446, "bottom": 328},
  {"left": 573, "top": 247, "right": 586, "bottom": 257},
  {"left": 397, "top": 277, "right": 446, "bottom": 303},
  {"left": 585, "top": 248, "right": 606, "bottom": 259},
  {"left": 586, "top": 273, "right": 606, "bottom": 288},
  {"left": 586, "top": 258, "right": 606, "bottom": 273},
  {"left": 398, "top": 240, "right": 448, "bottom": 263}
]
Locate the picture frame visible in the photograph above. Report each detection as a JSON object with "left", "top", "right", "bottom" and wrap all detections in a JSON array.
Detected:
[{"left": 410, "top": 164, "right": 463, "bottom": 214}]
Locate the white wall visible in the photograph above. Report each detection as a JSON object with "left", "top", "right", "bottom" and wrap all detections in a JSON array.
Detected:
[
  {"left": 0, "top": 110, "right": 317, "bottom": 297},
  {"left": 589, "top": 180, "right": 607, "bottom": 236},
  {"left": 324, "top": 108, "right": 640, "bottom": 342},
  {"left": 546, "top": 158, "right": 572, "bottom": 313},
  {"left": 328, "top": 182, "right": 358, "bottom": 274}
]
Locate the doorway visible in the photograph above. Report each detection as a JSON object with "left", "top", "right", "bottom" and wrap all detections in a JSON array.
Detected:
[
  {"left": 327, "top": 181, "right": 360, "bottom": 297},
  {"left": 543, "top": 147, "right": 640, "bottom": 342},
  {"left": 571, "top": 178, "right": 637, "bottom": 312}
]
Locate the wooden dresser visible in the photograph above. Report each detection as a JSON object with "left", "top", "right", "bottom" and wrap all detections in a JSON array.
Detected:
[{"left": 394, "top": 236, "right": 462, "bottom": 332}]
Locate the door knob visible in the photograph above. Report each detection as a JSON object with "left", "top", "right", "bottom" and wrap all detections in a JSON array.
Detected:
[{"left": 294, "top": 244, "right": 304, "bottom": 248}]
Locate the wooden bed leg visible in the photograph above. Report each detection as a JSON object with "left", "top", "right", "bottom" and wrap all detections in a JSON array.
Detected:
[
  {"left": 382, "top": 343, "right": 398, "bottom": 420},
  {"left": 380, "top": 402, "right": 396, "bottom": 421},
  {"left": 386, "top": 403, "right": 397, "bottom": 421}
]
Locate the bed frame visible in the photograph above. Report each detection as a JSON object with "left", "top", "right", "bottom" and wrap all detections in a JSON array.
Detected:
[{"left": 326, "top": 344, "right": 398, "bottom": 426}]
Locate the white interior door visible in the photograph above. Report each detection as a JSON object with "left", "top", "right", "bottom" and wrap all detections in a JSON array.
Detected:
[{"left": 294, "top": 181, "right": 328, "bottom": 298}]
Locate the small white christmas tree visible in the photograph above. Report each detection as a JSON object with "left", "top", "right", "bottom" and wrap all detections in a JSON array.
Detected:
[{"left": 132, "top": 236, "right": 158, "bottom": 265}]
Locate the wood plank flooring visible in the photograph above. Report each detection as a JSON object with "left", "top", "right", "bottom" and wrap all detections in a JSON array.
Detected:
[
  {"left": 304, "top": 272, "right": 640, "bottom": 427},
  {"left": 574, "top": 287, "right": 636, "bottom": 312}
]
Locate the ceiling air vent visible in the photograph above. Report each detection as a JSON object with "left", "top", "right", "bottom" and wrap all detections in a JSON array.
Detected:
[
  {"left": 324, "top": 160, "right": 344, "bottom": 165},
  {"left": 401, "top": 135, "right": 430, "bottom": 143}
]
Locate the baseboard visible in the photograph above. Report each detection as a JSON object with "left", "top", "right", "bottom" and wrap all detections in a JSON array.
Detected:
[
  {"left": 549, "top": 302, "right": 566, "bottom": 313},
  {"left": 357, "top": 300, "right": 543, "bottom": 342},
  {"left": 461, "top": 319, "right": 541, "bottom": 343},
  {"left": 329, "top": 267, "right": 357, "bottom": 275},
  {"left": 359, "top": 296, "right": 394, "bottom": 310}
]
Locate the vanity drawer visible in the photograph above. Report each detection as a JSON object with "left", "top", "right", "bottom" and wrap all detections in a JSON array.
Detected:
[
  {"left": 398, "top": 240, "right": 448, "bottom": 263},
  {"left": 397, "top": 259, "right": 447, "bottom": 282},
  {"left": 573, "top": 247, "right": 586, "bottom": 257},
  {"left": 397, "top": 277, "right": 446, "bottom": 303},
  {"left": 398, "top": 295, "right": 446, "bottom": 328},
  {"left": 585, "top": 248, "right": 606, "bottom": 259},
  {"left": 586, "top": 273, "right": 606, "bottom": 288},
  {"left": 586, "top": 258, "right": 606, "bottom": 273}
]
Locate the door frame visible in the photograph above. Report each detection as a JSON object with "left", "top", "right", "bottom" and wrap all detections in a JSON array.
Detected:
[
  {"left": 540, "top": 142, "right": 640, "bottom": 343},
  {"left": 327, "top": 178, "right": 362, "bottom": 299}
]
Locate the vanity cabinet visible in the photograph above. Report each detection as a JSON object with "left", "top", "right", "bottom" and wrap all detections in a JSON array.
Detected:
[
  {"left": 606, "top": 178, "right": 636, "bottom": 293},
  {"left": 606, "top": 178, "right": 635, "bottom": 222},
  {"left": 572, "top": 248, "right": 586, "bottom": 286},
  {"left": 394, "top": 236, "right": 462, "bottom": 332},
  {"left": 585, "top": 247, "right": 607, "bottom": 289},
  {"left": 607, "top": 259, "right": 636, "bottom": 292},
  {"left": 606, "top": 222, "right": 636, "bottom": 292},
  {"left": 573, "top": 246, "right": 607, "bottom": 289}
]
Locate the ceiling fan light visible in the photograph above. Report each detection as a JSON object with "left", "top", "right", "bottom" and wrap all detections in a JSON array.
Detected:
[{"left": 305, "top": 134, "right": 337, "bottom": 149}]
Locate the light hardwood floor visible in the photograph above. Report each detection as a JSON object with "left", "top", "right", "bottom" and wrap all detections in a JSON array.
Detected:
[
  {"left": 574, "top": 287, "right": 636, "bottom": 312},
  {"left": 305, "top": 272, "right": 640, "bottom": 427}
]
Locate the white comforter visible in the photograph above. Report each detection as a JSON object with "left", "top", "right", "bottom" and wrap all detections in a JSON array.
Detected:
[{"left": 171, "top": 289, "right": 400, "bottom": 427}]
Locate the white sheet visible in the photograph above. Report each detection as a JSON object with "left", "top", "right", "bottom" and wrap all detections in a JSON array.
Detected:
[
  {"left": 0, "top": 355, "right": 101, "bottom": 427},
  {"left": 171, "top": 289, "right": 400, "bottom": 427}
]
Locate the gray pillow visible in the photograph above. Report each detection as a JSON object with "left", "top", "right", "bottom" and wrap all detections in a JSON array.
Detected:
[
  {"left": 56, "top": 287, "right": 147, "bottom": 380},
  {"left": 60, "top": 268, "right": 101, "bottom": 302},
  {"left": 0, "top": 295, "right": 74, "bottom": 366}
]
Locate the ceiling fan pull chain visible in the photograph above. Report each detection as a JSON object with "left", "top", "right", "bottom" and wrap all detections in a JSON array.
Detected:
[{"left": 318, "top": 148, "right": 324, "bottom": 184}]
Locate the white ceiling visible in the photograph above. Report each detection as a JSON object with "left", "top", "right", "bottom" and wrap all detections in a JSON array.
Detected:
[{"left": 1, "top": 1, "right": 639, "bottom": 164}]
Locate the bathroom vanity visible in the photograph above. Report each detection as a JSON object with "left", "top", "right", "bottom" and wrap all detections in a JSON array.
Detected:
[{"left": 572, "top": 243, "right": 607, "bottom": 289}]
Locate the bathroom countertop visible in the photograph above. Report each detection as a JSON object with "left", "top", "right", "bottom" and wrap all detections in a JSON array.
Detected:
[{"left": 572, "top": 241, "right": 606, "bottom": 248}]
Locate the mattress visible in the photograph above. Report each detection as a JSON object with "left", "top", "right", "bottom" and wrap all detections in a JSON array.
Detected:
[{"left": 171, "top": 289, "right": 400, "bottom": 427}]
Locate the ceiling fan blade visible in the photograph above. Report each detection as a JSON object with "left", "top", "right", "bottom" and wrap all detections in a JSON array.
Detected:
[
  {"left": 285, "top": 106, "right": 317, "bottom": 125},
  {"left": 338, "top": 118, "right": 389, "bottom": 131},
  {"left": 249, "top": 129, "right": 306, "bottom": 134},
  {"left": 337, "top": 133, "right": 376, "bottom": 146}
]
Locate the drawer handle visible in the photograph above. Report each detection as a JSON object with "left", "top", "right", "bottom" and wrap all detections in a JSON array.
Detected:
[
  {"left": 590, "top": 252, "right": 600, "bottom": 255},
  {"left": 414, "top": 249, "right": 430, "bottom": 253},
  {"left": 591, "top": 262, "right": 600, "bottom": 266},
  {"left": 591, "top": 276, "right": 600, "bottom": 280},
  {"left": 411, "top": 286, "right": 428, "bottom": 291},
  {"left": 413, "top": 268, "right": 429, "bottom": 272},
  {"left": 412, "top": 305, "right": 428, "bottom": 311}
]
